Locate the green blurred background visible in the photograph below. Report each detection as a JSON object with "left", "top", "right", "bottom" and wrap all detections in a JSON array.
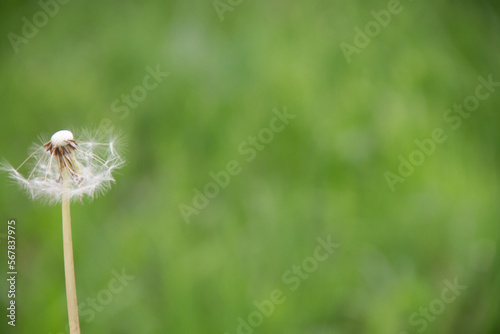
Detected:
[{"left": 1, "top": 0, "right": 500, "bottom": 333}]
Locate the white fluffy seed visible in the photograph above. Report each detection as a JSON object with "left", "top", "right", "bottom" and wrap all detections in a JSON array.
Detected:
[{"left": 51, "top": 130, "right": 74, "bottom": 147}]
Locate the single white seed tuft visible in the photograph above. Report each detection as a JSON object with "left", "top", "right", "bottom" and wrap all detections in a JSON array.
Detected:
[{"left": 51, "top": 130, "right": 74, "bottom": 147}]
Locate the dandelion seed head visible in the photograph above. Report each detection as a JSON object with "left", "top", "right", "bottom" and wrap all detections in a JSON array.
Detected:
[{"left": 1, "top": 129, "right": 125, "bottom": 204}]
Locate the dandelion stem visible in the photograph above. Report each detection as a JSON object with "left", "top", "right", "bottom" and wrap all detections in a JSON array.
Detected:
[{"left": 62, "top": 191, "right": 81, "bottom": 334}]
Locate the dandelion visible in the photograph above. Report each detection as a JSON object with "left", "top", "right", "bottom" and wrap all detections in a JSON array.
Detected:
[
  {"left": 3, "top": 129, "right": 124, "bottom": 203},
  {"left": 2, "top": 129, "right": 125, "bottom": 334}
]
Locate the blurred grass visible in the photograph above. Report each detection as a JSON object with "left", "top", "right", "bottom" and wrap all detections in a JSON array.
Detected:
[{"left": 0, "top": 0, "right": 500, "bottom": 333}]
